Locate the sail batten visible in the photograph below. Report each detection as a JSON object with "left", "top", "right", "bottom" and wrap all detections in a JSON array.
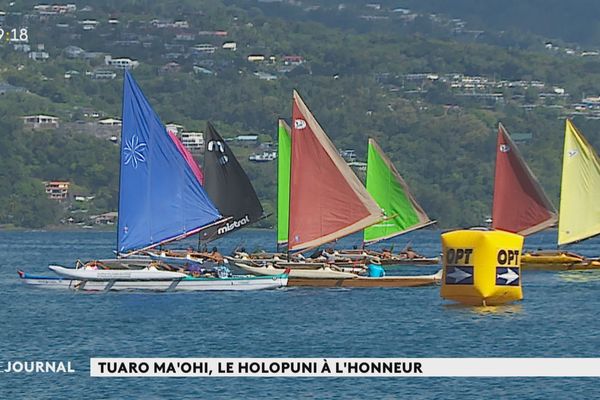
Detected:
[
  {"left": 364, "top": 138, "right": 433, "bottom": 244},
  {"left": 117, "top": 71, "right": 222, "bottom": 253},
  {"left": 492, "top": 123, "right": 557, "bottom": 236},
  {"left": 200, "top": 122, "right": 264, "bottom": 242},
  {"left": 277, "top": 119, "right": 291, "bottom": 245},
  {"left": 288, "top": 91, "right": 383, "bottom": 251},
  {"left": 558, "top": 120, "right": 600, "bottom": 246}
]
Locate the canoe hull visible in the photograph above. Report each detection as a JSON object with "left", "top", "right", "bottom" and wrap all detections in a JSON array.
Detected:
[
  {"left": 235, "top": 262, "right": 359, "bottom": 278},
  {"left": 19, "top": 271, "right": 287, "bottom": 291},
  {"left": 520, "top": 251, "right": 600, "bottom": 270},
  {"left": 380, "top": 257, "right": 440, "bottom": 266},
  {"left": 49, "top": 265, "right": 187, "bottom": 281},
  {"left": 288, "top": 272, "right": 442, "bottom": 288},
  {"left": 522, "top": 260, "right": 600, "bottom": 271}
]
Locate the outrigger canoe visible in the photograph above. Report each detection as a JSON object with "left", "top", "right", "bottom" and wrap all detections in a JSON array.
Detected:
[
  {"left": 520, "top": 251, "right": 600, "bottom": 271},
  {"left": 288, "top": 270, "right": 443, "bottom": 288},
  {"left": 234, "top": 260, "right": 442, "bottom": 287},
  {"left": 18, "top": 268, "right": 288, "bottom": 291},
  {"left": 234, "top": 261, "right": 361, "bottom": 279},
  {"left": 49, "top": 265, "right": 186, "bottom": 280}
]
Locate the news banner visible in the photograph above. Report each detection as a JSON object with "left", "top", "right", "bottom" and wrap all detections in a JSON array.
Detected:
[{"left": 86, "top": 358, "right": 600, "bottom": 377}]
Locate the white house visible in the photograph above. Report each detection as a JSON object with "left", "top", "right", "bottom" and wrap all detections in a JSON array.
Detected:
[
  {"left": 98, "top": 118, "right": 122, "bottom": 127},
  {"left": 104, "top": 55, "right": 139, "bottom": 69},
  {"left": 247, "top": 54, "right": 265, "bottom": 62},
  {"left": 28, "top": 51, "right": 49, "bottom": 61},
  {"left": 79, "top": 19, "right": 99, "bottom": 30},
  {"left": 191, "top": 43, "right": 217, "bottom": 54},
  {"left": 23, "top": 115, "right": 60, "bottom": 129},
  {"left": 92, "top": 69, "right": 117, "bottom": 79},
  {"left": 180, "top": 131, "right": 204, "bottom": 156},
  {"left": 222, "top": 41, "right": 237, "bottom": 51},
  {"left": 165, "top": 123, "right": 184, "bottom": 134}
]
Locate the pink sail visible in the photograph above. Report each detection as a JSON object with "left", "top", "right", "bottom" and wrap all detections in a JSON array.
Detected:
[{"left": 167, "top": 130, "right": 204, "bottom": 185}]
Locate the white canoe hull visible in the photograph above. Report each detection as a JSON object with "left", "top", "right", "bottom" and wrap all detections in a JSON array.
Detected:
[
  {"left": 49, "top": 265, "right": 187, "bottom": 281},
  {"left": 235, "top": 262, "right": 359, "bottom": 278},
  {"left": 146, "top": 252, "right": 206, "bottom": 267},
  {"left": 19, "top": 272, "right": 287, "bottom": 291},
  {"left": 93, "top": 257, "right": 154, "bottom": 269}
]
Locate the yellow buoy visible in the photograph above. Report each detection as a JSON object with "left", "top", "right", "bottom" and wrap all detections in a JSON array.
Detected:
[{"left": 440, "top": 229, "right": 524, "bottom": 306}]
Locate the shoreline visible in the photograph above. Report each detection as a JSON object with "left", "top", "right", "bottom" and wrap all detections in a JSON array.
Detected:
[{"left": 0, "top": 225, "right": 277, "bottom": 233}]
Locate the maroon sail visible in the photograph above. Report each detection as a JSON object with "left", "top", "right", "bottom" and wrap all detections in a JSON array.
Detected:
[
  {"left": 492, "top": 123, "right": 557, "bottom": 235},
  {"left": 288, "top": 91, "right": 382, "bottom": 251}
]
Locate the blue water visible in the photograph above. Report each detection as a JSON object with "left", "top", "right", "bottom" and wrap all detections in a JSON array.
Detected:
[{"left": 2, "top": 229, "right": 600, "bottom": 399}]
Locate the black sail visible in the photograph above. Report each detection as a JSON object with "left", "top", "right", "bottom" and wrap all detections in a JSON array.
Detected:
[{"left": 199, "top": 122, "right": 264, "bottom": 242}]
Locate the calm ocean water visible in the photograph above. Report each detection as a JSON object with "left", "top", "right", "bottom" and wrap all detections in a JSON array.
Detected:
[{"left": 2, "top": 228, "right": 600, "bottom": 399}]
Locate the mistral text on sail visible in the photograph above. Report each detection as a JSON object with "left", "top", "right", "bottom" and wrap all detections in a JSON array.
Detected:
[{"left": 217, "top": 215, "right": 251, "bottom": 235}]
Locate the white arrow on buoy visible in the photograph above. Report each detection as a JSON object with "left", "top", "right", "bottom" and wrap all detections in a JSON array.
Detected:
[
  {"left": 447, "top": 267, "right": 472, "bottom": 283},
  {"left": 497, "top": 268, "right": 519, "bottom": 284}
]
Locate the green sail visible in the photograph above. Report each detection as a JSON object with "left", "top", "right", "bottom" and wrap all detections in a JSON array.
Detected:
[
  {"left": 277, "top": 119, "right": 292, "bottom": 245},
  {"left": 364, "top": 138, "right": 433, "bottom": 244}
]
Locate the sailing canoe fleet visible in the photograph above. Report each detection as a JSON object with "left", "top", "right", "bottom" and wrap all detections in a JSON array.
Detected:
[
  {"left": 18, "top": 70, "right": 600, "bottom": 292},
  {"left": 492, "top": 120, "right": 600, "bottom": 270}
]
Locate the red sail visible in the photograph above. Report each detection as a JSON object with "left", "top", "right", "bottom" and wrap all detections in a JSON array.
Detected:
[
  {"left": 492, "top": 123, "right": 557, "bottom": 235},
  {"left": 288, "top": 91, "right": 382, "bottom": 251}
]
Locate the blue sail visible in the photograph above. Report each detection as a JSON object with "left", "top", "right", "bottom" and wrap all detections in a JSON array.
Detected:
[{"left": 117, "top": 70, "right": 222, "bottom": 253}]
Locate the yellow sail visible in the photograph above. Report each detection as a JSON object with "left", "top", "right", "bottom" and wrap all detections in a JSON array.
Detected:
[{"left": 558, "top": 120, "right": 600, "bottom": 245}]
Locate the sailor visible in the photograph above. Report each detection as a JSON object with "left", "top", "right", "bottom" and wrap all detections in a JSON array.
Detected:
[
  {"left": 367, "top": 257, "right": 385, "bottom": 277},
  {"left": 188, "top": 265, "right": 202, "bottom": 277},
  {"left": 293, "top": 253, "right": 306, "bottom": 262},
  {"left": 381, "top": 248, "right": 392, "bottom": 259},
  {"left": 404, "top": 246, "right": 418, "bottom": 260},
  {"left": 210, "top": 246, "right": 224, "bottom": 264},
  {"left": 323, "top": 248, "right": 336, "bottom": 265},
  {"left": 236, "top": 247, "right": 250, "bottom": 259}
]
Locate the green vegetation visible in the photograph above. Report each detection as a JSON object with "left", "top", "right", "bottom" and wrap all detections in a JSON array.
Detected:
[{"left": 1, "top": 0, "right": 600, "bottom": 229}]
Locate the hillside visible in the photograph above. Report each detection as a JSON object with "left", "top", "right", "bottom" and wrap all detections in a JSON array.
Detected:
[{"left": 1, "top": 0, "right": 600, "bottom": 229}]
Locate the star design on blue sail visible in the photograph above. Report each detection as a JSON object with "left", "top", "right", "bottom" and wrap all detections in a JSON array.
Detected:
[{"left": 123, "top": 135, "right": 147, "bottom": 168}]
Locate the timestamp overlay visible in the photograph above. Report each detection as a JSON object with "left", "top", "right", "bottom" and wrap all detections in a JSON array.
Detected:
[{"left": 0, "top": 27, "right": 29, "bottom": 44}]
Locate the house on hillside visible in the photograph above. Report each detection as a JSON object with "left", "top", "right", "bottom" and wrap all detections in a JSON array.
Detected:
[
  {"left": 98, "top": 118, "right": 122, "bottom": 127},
  {"left": 165, "top": 123, "right": 184, "bottom": 134},
  {"left": 283, "top": 55, "right": 304, "bottom": 66},
  {"left": 247, "top": 54, "right": 265, "bottom": 62},
  {"left": 160, "top": 61, "right": 181, "bottom": 74},
  {"left": 234, "top": 135, "right": 258, "bottom": 146},
  {"left": 222, "top": 41, "right": 237, "bottom": 51},
  {"left": 91, "top": 69, "right": 117, "bottom": 79},
  {"left": 92, "top": 211, "right": 117, "bottom": 224},
  {"left": 44, "top": 181, "right": 70, "bottom": 200},
  {"left": 179, "top": 131, "right": 204, "bottom": 156},
  {"left": 79, "top": 19, "right": 99, "bottom": 30},
  {"left": 190, "top": 43, "right": 217, "bottom": 55},
  {"left": 28, "top": 49, "right": 49, "bottom": 61},
  {"left": 104, "top": 56, "right": 139, "bottom": 69},
  {"left": 22, "top": 115, "right": 60, "bottom": 129}
]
